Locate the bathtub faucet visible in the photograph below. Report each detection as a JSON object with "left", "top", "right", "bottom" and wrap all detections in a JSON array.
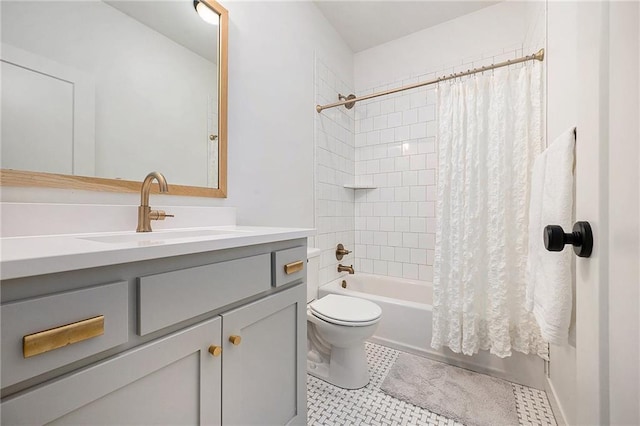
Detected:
[{"left": 337, "top": 264, "right": 355, "bottom": 274}]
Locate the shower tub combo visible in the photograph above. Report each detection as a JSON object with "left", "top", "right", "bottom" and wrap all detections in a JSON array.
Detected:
[{"left": 320, "top": 273, "right": 545, "bottom": 389}]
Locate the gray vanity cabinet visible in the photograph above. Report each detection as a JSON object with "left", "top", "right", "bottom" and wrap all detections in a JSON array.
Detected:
[
  {"left": 222, "top": 283, "right": 306, "bottom": 426},
  {"left": 0, "top": 239, "right": 308, "bottom": 426},
  {"left": 2, "top": 317, "right": 222, "bottom": 425}
]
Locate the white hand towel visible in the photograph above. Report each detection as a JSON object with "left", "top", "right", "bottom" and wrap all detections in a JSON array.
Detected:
[{"left": 526, "top": 127, "right": 575, "bottom": 344}]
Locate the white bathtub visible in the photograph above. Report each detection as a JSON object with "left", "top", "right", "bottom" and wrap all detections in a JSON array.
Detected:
[{"left": 319, "top": 273, "right": 546, "bottom": 389}]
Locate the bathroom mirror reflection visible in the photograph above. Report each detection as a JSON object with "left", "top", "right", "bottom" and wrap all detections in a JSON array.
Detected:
[{"left": 0, "top": 0, "right": 228, "bottom": 197}]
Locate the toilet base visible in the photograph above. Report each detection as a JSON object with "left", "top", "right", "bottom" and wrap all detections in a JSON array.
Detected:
[{"left": 307, "top": 344, "right": 370, "bottom": 389}]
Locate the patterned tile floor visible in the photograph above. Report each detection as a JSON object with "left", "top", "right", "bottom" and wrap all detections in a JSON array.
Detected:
[{"left": 307, "top": 342, "right": 557, "bottom": 426}]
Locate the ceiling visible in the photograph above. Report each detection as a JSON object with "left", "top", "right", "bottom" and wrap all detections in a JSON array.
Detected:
[{"left": 313, "top": 1, "right": 501, "bottom": 53}]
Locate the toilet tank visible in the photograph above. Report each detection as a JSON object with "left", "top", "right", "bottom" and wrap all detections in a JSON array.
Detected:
[{"left": 306, "top": 248, "right": 322, "bottom": 303}]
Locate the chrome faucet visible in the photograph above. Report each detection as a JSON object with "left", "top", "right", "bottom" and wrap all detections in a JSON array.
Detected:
[
  {"left": 337, "top": 264, "right": 355, "bottom": 274},
  {"left": 136, "top": 172, "right": 174, "bottom": 232}
]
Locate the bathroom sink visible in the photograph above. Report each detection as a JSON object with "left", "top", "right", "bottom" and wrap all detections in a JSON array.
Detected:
[{"left": 80, "top": 229, "right": 243, "bottom": 244}]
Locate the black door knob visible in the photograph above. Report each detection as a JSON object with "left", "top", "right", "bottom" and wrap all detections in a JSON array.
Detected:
[{"left": 544, "top": 221, "right": 593, "bottom": 258}]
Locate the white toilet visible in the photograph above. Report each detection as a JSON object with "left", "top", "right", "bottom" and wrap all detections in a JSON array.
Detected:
[{"left": 306, "top": 248, "right": 382, "bottom": 389}]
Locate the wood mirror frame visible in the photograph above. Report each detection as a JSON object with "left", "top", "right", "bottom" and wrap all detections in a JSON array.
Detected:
[{"left": 0, "top": 0, "right": 228, "bottom": 198}]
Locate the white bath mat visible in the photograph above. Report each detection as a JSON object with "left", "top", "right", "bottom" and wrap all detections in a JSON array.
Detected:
[{"left": 380, "top": 353, "right": 518, "bottom": 426}]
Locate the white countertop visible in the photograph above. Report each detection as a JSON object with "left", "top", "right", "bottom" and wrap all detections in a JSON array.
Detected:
[{"left": 0, "top": 226, "right": 314, "bottom": 280}]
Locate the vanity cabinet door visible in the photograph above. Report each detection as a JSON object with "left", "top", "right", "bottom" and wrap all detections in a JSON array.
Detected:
[
  {"left": 221, "top": 284, "right": 307, "bottom": 426},
  {"left": 1, "top": 317, "right": 222, "bottom": 426}
]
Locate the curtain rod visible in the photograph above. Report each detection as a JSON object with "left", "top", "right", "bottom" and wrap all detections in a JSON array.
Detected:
[{"left": 316, "top": 48, "right": 544, "bottom": 113}]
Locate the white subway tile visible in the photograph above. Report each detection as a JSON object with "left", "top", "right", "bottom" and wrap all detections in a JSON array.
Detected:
[
  {"left": 403, "top": 263, "right": 419, "bottom": 279},
  {"left": 411, "top": 248, "right": 427, "bottom": 264},
  {"left": 373, "top": 260, "right": 388, "bottom": 275},
  {"left": 373, "top": 202, "right": 388, "bottom": 217},
  {"left": 380, "top": 246, "right": 395, "bottom": 261},
  {"left": 410, "top": 217, "right": 427, "bottom": 233},
  {"left": 388, "top": 202, "right": 403, "bottom": 216},
  {"left": 395, "top": 95, "right": 410, "bottom": 112},
  {"left": 395, "top": 187, "right": 410, "bottom": 201},
  {"left": 366, "top": 159, "right": 380, "bottom": 174},
  {"left": 394, "top": 126, "right": 411, "bottom": 142},
  {"left": 426, "top": 218, "right": 437, "bottom": 233},
  {"left": 410, "top": 186, "right": 427, "bottom": 202},
  {"left": 410, "top": 154, "right": 427, "bottom": 170},
  {"left": 373, "top": 173, "right": 388, "bottom": 188},
  {"left": 370, "top": 116, "right": 386, "bottom": 133},
  {"left": 419, "top": 265, "right": 434, "bottom": 282},
  {"left": 367, "top": 245, "right": 381, "bottom": 260},
  {"left": 380, "top": 158, "right": 395, "bottom": 172},
  {"left": 387, "top": 111, "right": 402, "bottom": 127},
  {"left": 380, "top": 128, "right": 395, "bottom": 144},
  {"left": 380, "top": 217, "right": 395, "bottom": 232},
  {"left": 388, "top": 143, "right": 402, "bottom": 157},
  {"left": 410, "top": 123, "right": 427, "bottom": 139},
  {"left": 388, "top": 232, "right": 402, "bottom": 247},
  {"left": 379, "top": 187, "right": 395, "bottom": 201},
  {"left": 367, "top": 101, "right": 381, "bottom": 117},
  {"left": 402, "top": 109, "right": 418, "bottom": 125},
  {"left": 402, "top": 201, "right": 418, "bottom": 217},
  {"left": 373, "top": 145, "right": 387, "bottom": 159},
  {"left": 395, "top": 247, "right": 411, "bottom": 263},
  {"left": 403, "top": 232, "right": 419, "bottom": 248},
  {"left": 426, "top": 153, "right": 437, "bottom": 169},
  {"left": 424, "top": 233, "right": 435, "bottom": 249},
  {"left": 388, "top": 262, "right": 403, "bottom": 277},
  {"left": 367, "top": 130, "right": 381, "bottom": 146},
  {"left": 380, "top": 98, "right": 395, "bottom": 114},
  {"left": 360, "top": 117, "right": 373, "bottom": 132},
  {"left": 361, "top": 230, "right": 374, "bottom": 244},
  {"left": 361, "top": 258, "right": 373, "bottom": 273},
  {"left": 388, "top": 172, "right": 402, "bottom": 187},
  {"left": 373, "top": 231, "right": 388, "bottom": 246},
  {"left": 367, "top": 189, "right": 381, "bottom": 202},
  {"left": 395, "top": 217, "right": 411, "bottom": 232},
  {"left": 395, "top": 156, "right": 411, "bottom": 171},
  {"left": 401, "top": 141, "right": 418, "bottom": 156},
  {"left": 367, "top": 217, "right": 380, "bottom": 231},
  {"left": 402, "top": 171, "right": 418, "bottom": 186}
]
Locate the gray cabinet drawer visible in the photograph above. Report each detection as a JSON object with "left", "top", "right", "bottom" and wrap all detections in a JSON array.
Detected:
[
  {"left": 138, "top": 254, "right": 271, "bottom": 336},
  {"left": 1, "top": 281, "right": 128, "bottom": 388},
  {"left": 272, "top": 246, "right": 307, "bottom": 288}
]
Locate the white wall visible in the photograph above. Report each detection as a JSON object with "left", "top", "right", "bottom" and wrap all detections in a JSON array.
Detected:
[
  {"left": 545, "top": 2, "right": 577, "bottom": 425},
  {"left": 1, "top": 1, "right": 353, "bottom": 231},
  {"left": 354, "top": 1, "right": 528, "bottom": 91}
]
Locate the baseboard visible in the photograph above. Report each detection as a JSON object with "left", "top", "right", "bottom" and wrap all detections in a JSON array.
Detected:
[{"left": 544, "top": 377, "right": 568, "bottom": 426}]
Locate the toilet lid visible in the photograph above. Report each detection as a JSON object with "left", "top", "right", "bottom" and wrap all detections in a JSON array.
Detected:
[{"left": 309, "top": 294, "right": 382, "bottom": 324}]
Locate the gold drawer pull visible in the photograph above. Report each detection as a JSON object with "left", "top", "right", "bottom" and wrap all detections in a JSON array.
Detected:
[
  {"left": 208, "top": 345, "right": 222, "bottom": 357},
  {"left": 23, "top": 315, "right": 105, "bottom": 358},
  {"left": 229, "top": 335, "right": 242, "bottom": 346},
  {"left": 284, "top": 260, "right": 304, "bottom": 275}
]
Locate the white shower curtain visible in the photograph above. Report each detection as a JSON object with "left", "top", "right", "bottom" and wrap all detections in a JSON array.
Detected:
[{"left": 431, "top": 62, "right": 548, "bottom": 358}]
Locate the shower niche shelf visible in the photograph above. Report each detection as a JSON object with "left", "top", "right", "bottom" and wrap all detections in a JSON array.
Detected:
[{"left": 343, "top": 184, "right": 377, "bottom": 190}]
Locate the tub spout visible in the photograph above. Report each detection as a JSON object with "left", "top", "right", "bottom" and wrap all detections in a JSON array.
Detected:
[{"left": 338, "top": 264, "right": 355, "bottom": 274}]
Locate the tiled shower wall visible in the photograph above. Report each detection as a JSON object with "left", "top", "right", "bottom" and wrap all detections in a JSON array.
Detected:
[
  {"left": 353, "top": 43, "right": 528, "bottom": 282},
  {"left": 314, "top": 57, "right": 356, "bottom": 286}
]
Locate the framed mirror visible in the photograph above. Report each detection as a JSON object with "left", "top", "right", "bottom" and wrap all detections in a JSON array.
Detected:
[{"left": 0, "top": 0, "right": 228, "bottom": 198}]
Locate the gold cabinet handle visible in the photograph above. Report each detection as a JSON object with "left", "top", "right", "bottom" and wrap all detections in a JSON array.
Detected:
[
  {"left": 229, "top": 335, "right": 242, "bottom": 346},
  {"left": 284, "top": 260, "right": 304, "bottom": 275},
  {"left": 23, "top": 315, "right": 105, "bottom": 358},
  {"left": 208, "top": 345, "right": 222, "bottom": 357}
]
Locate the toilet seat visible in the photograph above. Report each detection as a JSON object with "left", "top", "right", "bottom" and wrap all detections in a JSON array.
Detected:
[{"left": 309, "top": 294, "right": 381, "bottom": 327}]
